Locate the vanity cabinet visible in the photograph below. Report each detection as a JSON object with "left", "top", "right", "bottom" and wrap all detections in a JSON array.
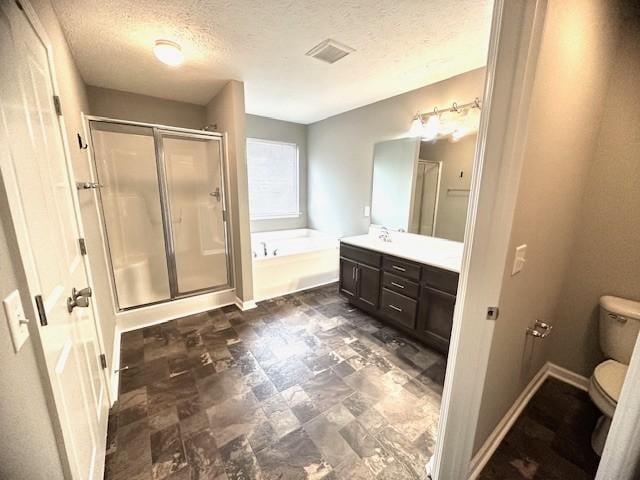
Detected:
[
  {"left": 339, "top": 243, "right": 459, "bottom": 354},
  {"left": 338, "top": 245, "right": 381, "bottom": 309},
  {"left": 417, "top": 286, "right": 456, "bottom": 352}
]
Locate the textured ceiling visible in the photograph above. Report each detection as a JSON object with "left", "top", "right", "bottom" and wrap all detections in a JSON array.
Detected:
[{"left": 53, "top": 0, "right": 493, "bottom": 124}]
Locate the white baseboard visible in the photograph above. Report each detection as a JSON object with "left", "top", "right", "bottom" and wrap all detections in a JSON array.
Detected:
[
  {"left": 235, "top": 298, "right": 257, "bottom": 311},
  {"left": 468, "top": 362, "right": 590, "bottom": 478},
  {"left": 546, "top": 362, "right": 590, "bottom": 391}
]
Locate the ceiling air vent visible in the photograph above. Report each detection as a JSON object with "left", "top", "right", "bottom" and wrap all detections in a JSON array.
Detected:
[{"left": 306, "top": 39, "right": 354, "bottom": 64}]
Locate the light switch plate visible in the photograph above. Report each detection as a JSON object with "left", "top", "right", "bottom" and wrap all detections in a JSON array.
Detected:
[
  {"left": 364, "top": 205, "right": 371, "bottom": 217},
  {"left": 512, "top": 244, "right": 527, "bottom": 276},
  {"left": 3, "top": 290, "right": 29, "bottom": 353}
]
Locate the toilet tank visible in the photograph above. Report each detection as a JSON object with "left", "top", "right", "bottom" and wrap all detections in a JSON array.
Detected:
[{"left": 599, "top": 295, "right": 640, "bottom": 364}]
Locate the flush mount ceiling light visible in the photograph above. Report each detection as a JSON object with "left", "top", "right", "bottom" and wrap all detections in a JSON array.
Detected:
[{"left": 153, "top": 40, "right": 184, "bottom": 67}]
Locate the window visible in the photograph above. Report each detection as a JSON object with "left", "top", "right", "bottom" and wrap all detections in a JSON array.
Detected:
[{"left": 246, "top": 138, "right": 299, "bottom": 219}]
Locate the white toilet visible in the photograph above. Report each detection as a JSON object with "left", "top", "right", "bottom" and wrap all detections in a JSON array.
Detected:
[{"left": 589, "top": 295, "right": 640, "bottom": 456}]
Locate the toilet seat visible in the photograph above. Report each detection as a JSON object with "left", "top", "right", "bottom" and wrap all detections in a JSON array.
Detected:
[{"left": 589, "top": 359, "right": 627, "bottom": 417}]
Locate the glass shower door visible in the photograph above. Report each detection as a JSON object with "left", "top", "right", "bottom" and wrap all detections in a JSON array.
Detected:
[
  {"left": 89, "top": 121, "right": 171, "bottom": 309},
  {"left": 160, "top": 132, "right": 230, "bottom": 294}
]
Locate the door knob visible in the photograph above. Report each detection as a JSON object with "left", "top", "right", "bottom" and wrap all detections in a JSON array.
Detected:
[
  {"left": 67, "top": 287, "right": 92, "bottom": 313},
  {"left": 74, "top": 287, "right": 92, "bottom": 299}
]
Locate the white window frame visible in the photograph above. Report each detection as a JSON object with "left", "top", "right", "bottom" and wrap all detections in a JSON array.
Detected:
[{"left": 246, "top": 137, "right": 300, "bottom": 220}]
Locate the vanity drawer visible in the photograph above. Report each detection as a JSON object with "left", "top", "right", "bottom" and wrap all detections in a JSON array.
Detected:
[
  {"left": 421, "top": 265, "right": 459, "bottom": 295},
  {"left": 382, "top": 272, "right": 419, "bottom": 299},
  {"left": 382, "top": 256, "right": 421, "bottom": 281},
  {"left": 340, "top": 244, "right": 382, "bottom": 267},
  {"left": 380, "top": 288, "right": 417, "bottom": 330}
]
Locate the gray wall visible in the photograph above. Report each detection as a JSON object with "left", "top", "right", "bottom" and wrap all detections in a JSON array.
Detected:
[
  {"left": 307, "top": 68, "right": 486, "bottom": 237},
  {"left": 474, "top": 0, "right": 622, "bottom": 453},
  {"left": 0, "top": 186, "right": 66, "bottom": 480},
  {"left": 549, "top": 16, "right": 640, "bottom": 377},
  {"left": 419, "top": 134, "right": 476, "bottom": 242},
  {"left": 87, "top": 86, "right": 207, "bottom": 130},
  {"left": 206, "top": 81, "right": 254, "bottom": 302},
  {"left": 245, "top": 114, "right": 308, "bottom": 233}
]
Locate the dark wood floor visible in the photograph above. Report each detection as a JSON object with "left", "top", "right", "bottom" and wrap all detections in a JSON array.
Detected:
[
  {"left": 104, "top": 283, "right": 446, "bottom": 480},
  {"left": 479, "top": 377, "right": 601, "bottom": 479}
]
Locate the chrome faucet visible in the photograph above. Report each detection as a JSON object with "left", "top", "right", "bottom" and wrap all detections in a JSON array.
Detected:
[
  {"left": 260, "top": 241, "right": 268, "bottom": 256},
  {"left": 378, "top": 227, "right": 392, "bottom": 243}
]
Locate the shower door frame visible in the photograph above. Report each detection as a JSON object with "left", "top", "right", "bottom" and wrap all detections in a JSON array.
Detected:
[
  {"left": 85, "top": 116, "right": 235, "bottom": 312},
  {"left": 414, "top": 159, "right": 442, "bottom": 236}
]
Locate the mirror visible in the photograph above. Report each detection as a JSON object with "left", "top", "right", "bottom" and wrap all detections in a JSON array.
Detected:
[{"left": 370, "top": 134, "right": 477, "bottom": 242}]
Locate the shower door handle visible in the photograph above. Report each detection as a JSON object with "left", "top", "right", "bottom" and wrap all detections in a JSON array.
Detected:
[{"left": 209, "top": 188, "right": 221, "bottom": 201}]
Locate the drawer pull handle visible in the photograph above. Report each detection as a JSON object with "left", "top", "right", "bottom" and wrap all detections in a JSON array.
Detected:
[
  {"left": 389, "top": 304, "right": 403, "bottom": 312},
  {"left": 392, "top": 265, "right": 406, "bottom": 272},
  {"left": 390, "top": 282, "right": 405, "bottom": 289}
]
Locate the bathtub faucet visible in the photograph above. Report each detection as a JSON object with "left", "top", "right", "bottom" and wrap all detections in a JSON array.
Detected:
[{"left": 260, "top": 241, "right": 268, "bottom": 256}]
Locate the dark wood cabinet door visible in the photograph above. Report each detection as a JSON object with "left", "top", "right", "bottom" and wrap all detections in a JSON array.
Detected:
[
  {"left": 357, "top": 263, "right": 380, "bottom": 309},
  {"left": 417, "top": 285, "right": 457, "bottom": 353},
  {"left": 339, "top": 257, "right": 358, "bottom": 298}
]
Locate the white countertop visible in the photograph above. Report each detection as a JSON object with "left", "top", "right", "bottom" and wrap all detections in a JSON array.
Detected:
[{"left": 340, "top": 231, "right": 464, "bottom": 273}]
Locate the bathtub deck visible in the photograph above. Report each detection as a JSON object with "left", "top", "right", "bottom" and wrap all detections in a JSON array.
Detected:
[{"left": 106, "top": 283, "right": 446, "bottom": 480}]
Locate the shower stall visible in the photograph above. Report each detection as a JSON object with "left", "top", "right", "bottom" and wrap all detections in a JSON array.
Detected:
[{"left": 87, "top": 119, "right": 233, "bottom": 311}]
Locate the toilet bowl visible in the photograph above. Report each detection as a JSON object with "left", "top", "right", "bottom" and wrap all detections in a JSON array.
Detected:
[{"left": 589, "top": 295, "right": 640, "bottom": 456}]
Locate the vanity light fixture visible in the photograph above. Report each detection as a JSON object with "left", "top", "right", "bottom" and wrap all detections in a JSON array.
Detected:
[
  {"left": 411, "top": 97, "right": 482, "bottom": 141},
  {"left": 410, "top": 107, "right": 442, "bottom": 140},
  {"left": 153, "top": 40, "right": 184, "bottom": 67}
]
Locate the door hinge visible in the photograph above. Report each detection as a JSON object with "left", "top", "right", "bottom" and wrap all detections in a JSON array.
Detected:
[
  {"left": 53, "top": 95, "right": 62, "bottom": 116},
  {"left": 486, "top": 306, "right": 500, "bottom": 320},
  {"left": 99, "top": 353, "right": 107, "bottom": 370},
  {"left": 78, "top": 238, "right": 87, "bottom": 255},
  {"left": 35, "top": 294, "right": 48, "bottom": 326},
  {"left": 222, "top": 210, "right": 228, "bottom": 222},
  {"left": 15, "top": 0, "right": 24, "bottom": 11}
]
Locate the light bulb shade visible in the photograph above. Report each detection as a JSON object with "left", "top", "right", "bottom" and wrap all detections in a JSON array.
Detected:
[
  {"left": 422, "top": 115, "right": 440, "bottom": 141},
  {"left": 154, "top": 40, "right": 184, "bottom": 66},
  {"left": 409, "top": 118, "right": 425, "bottom": 137}
]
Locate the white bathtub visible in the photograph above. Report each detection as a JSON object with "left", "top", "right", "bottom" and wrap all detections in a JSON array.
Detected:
[{"left": 251, "top": 229, "right": 339, "bottom": 301}]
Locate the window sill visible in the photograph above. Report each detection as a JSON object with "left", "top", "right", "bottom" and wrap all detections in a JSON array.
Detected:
[{"left": 250, "top": 213, "right": 303, "bottom": 221}]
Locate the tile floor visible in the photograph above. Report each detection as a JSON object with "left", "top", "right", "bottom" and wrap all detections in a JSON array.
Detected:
[
  {"left": 479, "top": 377, "right": 601, "bottom": 479},
  {"left": 104, "top": 283, "right": 446, "bottom": 480}
]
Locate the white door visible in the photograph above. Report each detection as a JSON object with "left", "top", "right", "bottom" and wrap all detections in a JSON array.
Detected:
[{"left": 0, "top": 2, "right": 108, "bottom": 479}]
